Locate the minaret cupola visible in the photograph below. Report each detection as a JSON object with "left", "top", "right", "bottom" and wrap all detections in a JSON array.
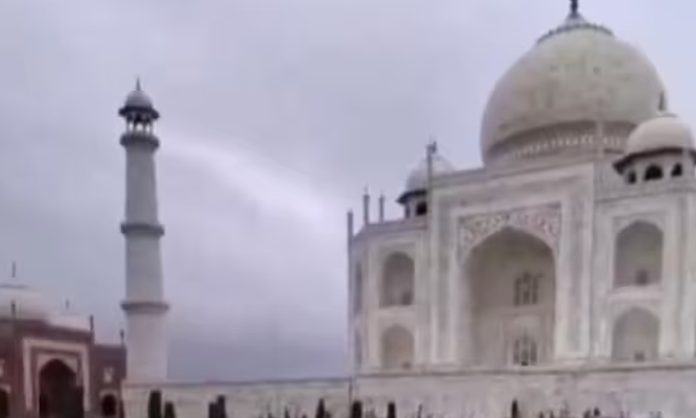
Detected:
[{"left": 615, "top": 96, "right": 696, "bottom": 184}]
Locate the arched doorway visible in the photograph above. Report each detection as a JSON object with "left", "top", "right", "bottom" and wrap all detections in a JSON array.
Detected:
[
  {"left": 38, "top": 359, "right": 79, "bottom": 418},
  {"left": 0, "top": 389, "right": 9, "bottom": 418},
  {"left": 611, "top": 308, "right": 659, "bottom": 362},
  {"left": 614, "top": 221, "right": 663, "bottom": 288},
  {"left": 466, "top": 227, "right": 556, "bottom": 366},
  {"left": 381, "top": 325, "right": 414, "bottom": 370},
  {"left": 101, "top": 394, "right": 118, "bottom": 418},
  {"left": 380, "top": 253, "right": 415, "bottom": 307}
]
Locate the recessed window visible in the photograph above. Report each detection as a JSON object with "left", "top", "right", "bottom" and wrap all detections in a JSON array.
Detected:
[
  {"left": 635, "top": 269, "right": 650, "bottom": 286},
  {"left": 672, "top": 164, "right": 683, "bottom": 178},
  {"left": 513, "top": 335, "right": 538, "bottom": 366},
  {"left": 514, "top": 273, "right": 540, "bottom": 306},
  {"left": 415, "top": 202, "right": 428, "bottom": 216},
  {"left": 381, "top": 253, "right": 415, "bottom": 307},
  {"left": 627, "top": 171, "right": 637, "bottom": 184},
  {"left": 353, "top": 264, "right": 363, "bottom": 315},
  {"left": 644, "top": 165, "right": 663, "bottom": 181}
]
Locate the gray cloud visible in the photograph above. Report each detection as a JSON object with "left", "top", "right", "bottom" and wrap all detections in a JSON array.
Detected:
[{"left": 1, "top": 0, "right": 696, "bottom": 379}]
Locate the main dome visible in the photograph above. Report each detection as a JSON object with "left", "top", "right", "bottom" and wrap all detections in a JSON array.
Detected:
[
  {"left": 481, "top": 11, "right": 664, "bottom": 165},
  {"left": 0, "top": 282, "right": 52, "bottom": 321}
]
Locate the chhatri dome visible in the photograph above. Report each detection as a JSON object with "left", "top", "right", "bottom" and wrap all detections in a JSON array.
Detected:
[
  {"left": 404, "top": 150, "right": 454, "bottom": 193},
  {"left": 123, "top": 79, "right": 154, "bottom": 110},
  {"left": 625, "top": 111, "right": 695, "bottom": 155},
  {"left": 481, "top": 1, "right": 664, "bottom": 165}
]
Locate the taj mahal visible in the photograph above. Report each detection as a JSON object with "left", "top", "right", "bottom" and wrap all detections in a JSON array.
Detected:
[
  {"left": 105, "top": 1, "right": 696, "bottom": 417},
  {"left": 6, "top": 1, "right": 696, "bottom": 418}
]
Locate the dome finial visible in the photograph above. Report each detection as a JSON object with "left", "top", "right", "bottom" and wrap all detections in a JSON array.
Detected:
[
  {"left": 135, "top": 76, "right": 142, "bottom": 91},
  {"left": 570, "top": 0, "right": 579, "bottom": 15}
]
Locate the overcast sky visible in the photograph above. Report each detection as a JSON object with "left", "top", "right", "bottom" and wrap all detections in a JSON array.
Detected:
[{"left": 2, "top": 0, "right": 696, "bottom": 381}]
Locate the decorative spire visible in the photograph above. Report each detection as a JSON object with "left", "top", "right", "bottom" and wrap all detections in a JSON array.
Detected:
[
  {"left": 570, "top": 0, "right": 579, "bottom": 15},
  {"left": 10, "top": 261, "right": 16, "bottom": 279},
  {"left": 658, "top": 91, "right": 667, "bottom": 113},
  {"left": 427, "top": 137, "right": 438, "bottom": 156},
  {"left": 362, "top": 187, "right": 371, "bottom": 226},
  {"left": 135, "top": 76, "right": 142, "bottom": 91}
]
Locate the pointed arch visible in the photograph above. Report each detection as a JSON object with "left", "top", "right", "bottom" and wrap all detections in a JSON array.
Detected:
[
  {"left": 644, "top": 165, "right": 663, "bottom": 181},
  {"left": 465, "top": 227, "right": 555, "bottom": 366},
  {"left": 611, "top": 308, "right": 659, "bottom": 362},
  {"left": 381, "top": 325, "right": 414, "bottom": 370},
  {"left": 101, "top": 394, "right": 118, "bottom": 418},
  {"left": 614, "top": 221, "right": 663, "bottom": 288},
  {"left": 38, "top": 359, "right": 78, "bottom": 418},
  {"left": 380, "top": 253, "right": 415, "bottom": 307},
  {"left": 512, "top": 335, "right": 538, "bottom": 366}
]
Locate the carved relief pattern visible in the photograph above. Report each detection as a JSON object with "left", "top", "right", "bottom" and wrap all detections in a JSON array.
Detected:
[{"left": 458, "top": 203, "right": 562, "bottom": 259}]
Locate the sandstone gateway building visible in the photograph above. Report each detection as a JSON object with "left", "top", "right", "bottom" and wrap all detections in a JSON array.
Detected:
[{"left": 121, "top": 3, "right": 696, "bottom": 418}]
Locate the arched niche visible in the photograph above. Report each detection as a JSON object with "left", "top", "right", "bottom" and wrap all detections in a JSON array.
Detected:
[
  {"left": 39, "top": 359, "right": 79, "bottom": 418},
  {"left": 380, "top": 253, "right": 415, "bottom": 307},
  {"left": 644, "top": 165, "right": 663, "bottom": 181},
  {"left": 611, "top": 308, "right": 659, "bottom": 362},
  {"left": 511, "top": 334, "right": 539, "bottom": 366},
  {"left": 0, "top": 388, "right": 8, "bottom": 418},
  {"left": 101, "top": 394, "right": 118, "bottom": 418},
  {"left": 353, "top": 262, "right": 363, "bottom": 315},
  {"left": 614, "top": 221, "right": 663, "bottom": 288},
  {"left": 466, "top": 227, "right": 555, "bottom": 366},
  {"left": 381, "top": 325, "right": 414, "bottom": 370},
  {"left": 354, "top": 331, "right": 362, "bottom": 368}
]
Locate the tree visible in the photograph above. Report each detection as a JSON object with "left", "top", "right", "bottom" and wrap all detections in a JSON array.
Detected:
[
  {"left": 164, "top": 402, "right": 176, "bottom": 418},
  {"left": 511, "top": 400, "right": 520, "bottom": 418},
  {"left": 217, "top": 396, "right": 228, "bottom": 418},
  {"left": 148, "top": 391, "right": 163, "bottom": 418},
  {"left": 350, "top": 401, "right": 363, "bottom": 418},
  {"left": 315, "top": 399, "right": 327, "bottom": 418}
]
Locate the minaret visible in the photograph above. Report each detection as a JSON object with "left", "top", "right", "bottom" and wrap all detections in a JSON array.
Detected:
[{"left": 118, "top": 80, "right": 168, "bottom": 382}]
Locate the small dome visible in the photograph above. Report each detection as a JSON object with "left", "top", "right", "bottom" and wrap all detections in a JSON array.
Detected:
[
  {"left": 625, "top": 113, "right": 694, "bottom": 154},
  {"left": 124, "top": 87, "right": 154, "bottom": 110},
  {"left": 0, "top": 282, "right": 52, "bottom": 321},
  {"left": 405, "top": 153, "right": 454, "bottom": 192},
  {"left": 481, "top": 11, "right": 664, "bottom": 164}
]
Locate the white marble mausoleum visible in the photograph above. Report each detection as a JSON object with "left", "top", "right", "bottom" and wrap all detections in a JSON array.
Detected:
[{"left": 121, "top": 3, "right": 696, "bottom": 418}]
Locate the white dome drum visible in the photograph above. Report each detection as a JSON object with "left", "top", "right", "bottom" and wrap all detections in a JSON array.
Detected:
[{"left": 481, "top": 12, "right": 664, "bottom": 165}]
